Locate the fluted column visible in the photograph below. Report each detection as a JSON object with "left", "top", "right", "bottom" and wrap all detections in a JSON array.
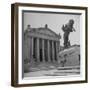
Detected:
[
  {"left": 36, "top": 38, "right": 40, "bottom": 62},
  {"left": 42, "top": 39, "right": 45, "bottom": 62},
  {"left": 47, "top": 40, "right": 50, "bottom": 62}
]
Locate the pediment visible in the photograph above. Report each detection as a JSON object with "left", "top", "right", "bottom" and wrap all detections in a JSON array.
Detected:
[{"left": 30, "top": 27, "right": 59, "bottom": 38}]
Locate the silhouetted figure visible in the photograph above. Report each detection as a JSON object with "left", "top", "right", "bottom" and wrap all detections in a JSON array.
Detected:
[{"left": 62, "top": 19, "right": 76, "bottom": 48}]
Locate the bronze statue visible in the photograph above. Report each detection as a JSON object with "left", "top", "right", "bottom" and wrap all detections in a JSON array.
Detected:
[{"left": 62, "top": 19, "right": 76, "bottom": 48}]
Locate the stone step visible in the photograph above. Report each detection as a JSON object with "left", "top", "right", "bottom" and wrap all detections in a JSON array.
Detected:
[{"left": 57, "top": 66, "right": 80, "bottom": 70}]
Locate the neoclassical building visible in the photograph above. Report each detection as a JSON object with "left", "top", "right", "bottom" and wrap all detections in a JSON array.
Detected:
[{"left": 24, "top": 24, "right": 61, "bottom": 63}]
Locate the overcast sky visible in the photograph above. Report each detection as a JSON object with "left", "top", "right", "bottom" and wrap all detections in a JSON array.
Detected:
[{"left": 23, "top": 12, "right": 80, "bottom": 46}]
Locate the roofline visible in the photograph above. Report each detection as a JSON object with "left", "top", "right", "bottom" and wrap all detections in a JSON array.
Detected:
[{"left": 25, "top": 27, "right": 60, "bottom": 38}]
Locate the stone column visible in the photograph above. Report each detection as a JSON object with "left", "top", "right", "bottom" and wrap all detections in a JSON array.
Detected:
[
  {"left": 52, "top": 41, "right": 55, "bottom": 61},
  {"left": 36, "top": 38, "right": 40, "bottom": 62},
  {"left": 29, "top": 37, "right": 32, "bottom": 61},
  {"left": 47, "top": 40, "right": 50, "bottom": 62},
  {"left": 56, "top": 41, "right": 58, "bottom": 61},
  {"left": 31, "top": 37, "right": 33, "bottom": 59},
  {"left": 58, "top": 41, "right": 60, "bottom": 51},
  {"left": 42, "top": 39, "right": 45, "bottom": 62}
]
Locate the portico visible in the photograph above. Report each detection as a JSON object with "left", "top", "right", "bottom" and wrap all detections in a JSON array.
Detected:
[{"left": 24, "top": 24, "right": 61, "bottom": 63}]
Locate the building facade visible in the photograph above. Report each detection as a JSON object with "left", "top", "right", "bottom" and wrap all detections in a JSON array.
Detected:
[{"left": 24, "top": 25, "right": 61, "bottom": 63}]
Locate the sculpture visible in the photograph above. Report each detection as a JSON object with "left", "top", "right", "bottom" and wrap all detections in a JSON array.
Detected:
[{"left": 62, "top": 19, "right": 76, "bottom": 48}]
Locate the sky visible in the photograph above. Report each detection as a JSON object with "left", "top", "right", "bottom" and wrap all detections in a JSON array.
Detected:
[{"left": 23, "top": 11, "right": 80, "bottom": 46}]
